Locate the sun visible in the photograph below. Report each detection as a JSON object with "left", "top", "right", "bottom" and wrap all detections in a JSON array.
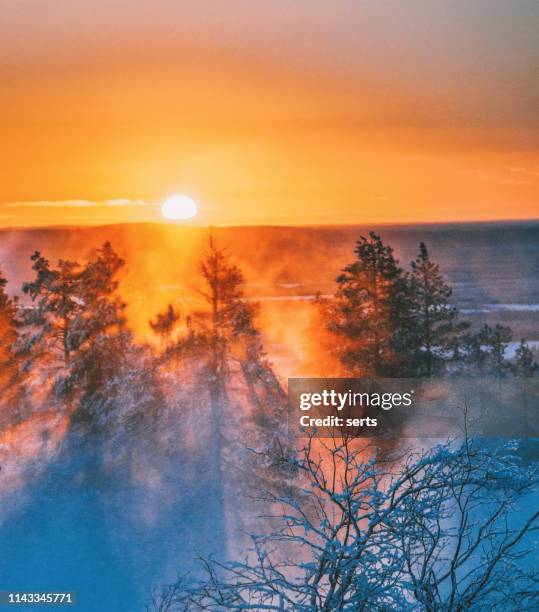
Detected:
[{"left": 161, "top": 195, "right": 198, "bottom": 220}]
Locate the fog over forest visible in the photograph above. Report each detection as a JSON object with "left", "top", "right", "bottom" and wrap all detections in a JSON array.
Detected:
[{"left": 0, "top": 221, "right": 537, "bottom": 610}]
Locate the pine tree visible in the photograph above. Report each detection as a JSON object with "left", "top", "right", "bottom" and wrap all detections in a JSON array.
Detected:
[
  {"left": 512, "top": 339, "right": 538, "bottom": 377},
  {"left": 21, "top": 242, "right": 127, "bottom": 401},
  {"left": 149, "top": 303, "right": 180, "bottom": 348},
  {"left": 22, "top": 254, "right": 81, "bottom": 366},
  {"left": 477, "top": 323, "right": 512, "bottom": 377},
  {"left": 324, "top": 232, "right": 414, "bottom": 376},
  {"left": 0, "top": 269, "right": 20, "bottom": 422},
  {"left": 153, "top": 236, "right": 289, "bottom": 554},
  {"left": 195, "top": 238, "right": 291, "bottom": 548},
  {"left": 409, "top": 242, "right": 468, "bottom": 376},
  {"left": 151, "top": 237, "right": 255, "bottom": 554},
  {"left": 152, "top": 236, "right": 265, "bottom": 395},
  {"left": 195, "top": 237, "right": 258, "bottom": 406},
  {"left": 21, "top": 242, "right": 164, "bottom": 437},
  {"left": 0, "top": 269, "right": 18, "bottom": 368}
]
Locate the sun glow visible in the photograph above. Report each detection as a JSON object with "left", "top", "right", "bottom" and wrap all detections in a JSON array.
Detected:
[{"left": 161, "top": 195, "right": 198, "bottom": 220}]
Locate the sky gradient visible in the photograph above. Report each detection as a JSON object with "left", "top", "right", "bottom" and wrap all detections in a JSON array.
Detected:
[{"left": 1, "top": 0, "right": 538, "bottom": 226}]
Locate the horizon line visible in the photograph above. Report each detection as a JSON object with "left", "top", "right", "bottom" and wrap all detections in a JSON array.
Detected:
[{"left": 1, "top": 217, "right": 538, "bottom": 232}]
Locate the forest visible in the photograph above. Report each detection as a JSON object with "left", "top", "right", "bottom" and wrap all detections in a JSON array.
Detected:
[{"left": 0, "top": 231, "right": 538, "bottom": 611}]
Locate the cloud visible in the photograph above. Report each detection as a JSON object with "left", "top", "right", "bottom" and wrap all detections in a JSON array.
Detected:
[
  {"left": 5, "top": 200, "right": 95, "bottom": 207},
  {"left": 103, "top": 199, "right": 149, "bottom": 207},
  {"left": 4, "top": 199, "right": 152, "bottom": 208}
]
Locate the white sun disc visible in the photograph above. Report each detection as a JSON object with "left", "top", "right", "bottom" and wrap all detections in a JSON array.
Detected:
[{"left": 161, "top": 195, "right": 198, "bottom": 220}]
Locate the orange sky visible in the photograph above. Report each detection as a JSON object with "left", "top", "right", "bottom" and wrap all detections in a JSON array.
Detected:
[{"left": 1, "top": 1, "right": 537, "bottom": 227}]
